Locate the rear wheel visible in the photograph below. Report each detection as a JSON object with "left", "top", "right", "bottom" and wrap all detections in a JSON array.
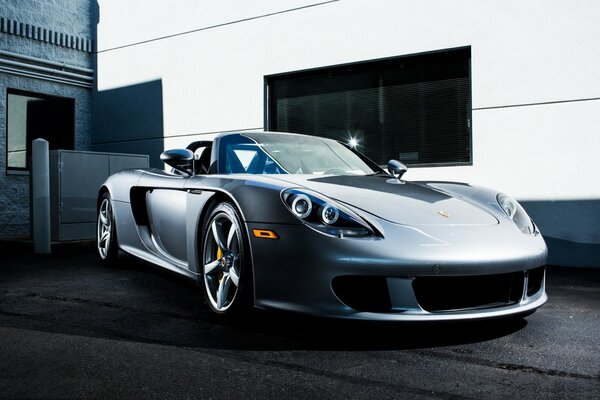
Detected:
[
  {"left": 97, "top": 192, "right": 119, "bottom": 263},
  {"left": 201, "top": 202, "right": 250, "bottom": 316}
]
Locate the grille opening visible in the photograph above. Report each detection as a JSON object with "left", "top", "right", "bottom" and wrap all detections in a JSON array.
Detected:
[
  {"left": 331, "top": 276, "right": 391, "bottom": 312},
  {"left": 412, "top": 271, "right": 525, "bottom": 312},
  {"left": 527, "top": 266, "right": 545, "bottom": 297}
]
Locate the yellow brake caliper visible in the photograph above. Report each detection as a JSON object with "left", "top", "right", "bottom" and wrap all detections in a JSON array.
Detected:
[{"left": 216, "top": 246, "right": 223, "bottom": 283}]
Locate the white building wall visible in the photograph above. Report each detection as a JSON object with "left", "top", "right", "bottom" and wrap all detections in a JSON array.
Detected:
[{"left": 94, "top": 0, "right": 600, "bottom": 266}]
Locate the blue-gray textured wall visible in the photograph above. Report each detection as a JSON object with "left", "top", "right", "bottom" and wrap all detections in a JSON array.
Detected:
[{"left": 0, "top": 0, "right": 95, "bottom": 237}]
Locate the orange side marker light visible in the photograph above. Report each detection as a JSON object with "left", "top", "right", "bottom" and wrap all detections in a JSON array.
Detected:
[{"left": 252, "top": 229, "right": 279, "bottom": 239}]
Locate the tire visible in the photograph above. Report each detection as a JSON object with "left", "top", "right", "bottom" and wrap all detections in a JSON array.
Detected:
[
  {"left": 97, "top": 192, "right": 119, "bottom": 263},
  {"left": 201, "top": 201, "right": 251, "bottom": 316}
]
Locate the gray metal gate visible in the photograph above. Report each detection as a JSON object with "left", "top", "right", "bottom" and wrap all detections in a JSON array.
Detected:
[{"left": 50, "top": 150, "right": 148, "bottom": 241}]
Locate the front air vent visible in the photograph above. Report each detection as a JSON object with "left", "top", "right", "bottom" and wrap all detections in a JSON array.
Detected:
[
  {"left": 527, "top": 266, "right": 545, "bottom": 297},
  {"left": 412, "top": 271, "right": 525, "bottom": 312},
  {"left": 331, "top": 276, "right": 392, "bottom": 312}
]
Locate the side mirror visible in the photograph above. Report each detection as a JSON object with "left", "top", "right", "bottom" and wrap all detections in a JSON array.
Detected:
[
  {"left": 160, "top": 149, "right": 194, "bottom": 175},
  {"left": 387, "top": 159, "right": 408, "bottom": 179}
]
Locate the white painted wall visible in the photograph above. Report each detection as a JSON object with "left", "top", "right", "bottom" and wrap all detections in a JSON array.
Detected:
[{"left": 94, "top": 0, "right": 600, "bottom": 264}]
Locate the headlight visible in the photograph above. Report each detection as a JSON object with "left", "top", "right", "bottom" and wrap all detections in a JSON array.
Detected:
[
  {"left": 281, "top": 188, "right": 379, "bottom": 238},
  {"left": 291, "top": 194, "right": 312, "bottom": 218},
  {"left": 497, "top": 193, "right": 537, "bottom": 234},
  {"left": 321, "top": 204, "right": 339, "bottom": 225}
]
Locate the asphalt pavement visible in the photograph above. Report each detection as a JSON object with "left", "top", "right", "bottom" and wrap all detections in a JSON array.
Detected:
[{"left": 0, "top": 240, "right": 598, "bottom": 399}]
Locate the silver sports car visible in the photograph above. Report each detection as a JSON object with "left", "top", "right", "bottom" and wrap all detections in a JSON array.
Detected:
[{"left": 97, "top": 131, "right": 547, "bottom": 321}]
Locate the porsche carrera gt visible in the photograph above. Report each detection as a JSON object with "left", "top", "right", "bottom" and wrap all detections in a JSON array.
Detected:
[{"left": 96, "top": 131, "right": 547, "bottom": 320}]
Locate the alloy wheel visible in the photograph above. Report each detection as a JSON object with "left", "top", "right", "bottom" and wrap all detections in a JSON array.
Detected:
[
  {"left": 203, "top": 209, "right": 242, "bottom": 312},
  {"left": 97, "top": 198, "right": 112, "bottom": 259}
]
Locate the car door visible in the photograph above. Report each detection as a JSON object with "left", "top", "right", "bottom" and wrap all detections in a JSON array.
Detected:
[{"left": 139, "top": 170, "right": 188, "bottom": 265}]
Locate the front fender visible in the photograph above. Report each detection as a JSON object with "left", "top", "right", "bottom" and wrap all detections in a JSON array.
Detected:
[{"left": 185, "top": 175, "right": 301, "bottom": 225}]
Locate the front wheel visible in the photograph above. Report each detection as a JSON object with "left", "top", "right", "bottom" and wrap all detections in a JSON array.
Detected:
[
  {"left": 201, "top": 202, "right": 251, "bottom": 316},
  {"left": 97, "top": 192, "right": 119, "bottom": 263}
]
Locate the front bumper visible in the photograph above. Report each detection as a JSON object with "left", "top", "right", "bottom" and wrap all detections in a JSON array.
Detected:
[{"left": 246, "top": 218, "right": 548, "bottom": 321}]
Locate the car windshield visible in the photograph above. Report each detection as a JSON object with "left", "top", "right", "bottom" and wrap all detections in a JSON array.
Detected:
[{"left": 221, "top": 133, "right": 379, "bottom": 175}]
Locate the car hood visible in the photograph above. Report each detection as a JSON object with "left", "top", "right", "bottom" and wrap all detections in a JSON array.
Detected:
[{"left": 268, "top": 175, "right": 498, "bottom": 226}]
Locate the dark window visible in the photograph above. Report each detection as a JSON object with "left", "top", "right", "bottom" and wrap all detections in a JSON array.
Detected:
[
  {"left": 6, "top": 89, "right": 75, "bottom": 170},
  {"left": 266, "top": 47, "right": 471, "bottom": 167}
]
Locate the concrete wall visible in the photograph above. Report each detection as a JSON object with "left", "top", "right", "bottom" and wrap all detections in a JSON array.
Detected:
[
  {"left": 94, "top": 0, "right": 600, "bottom": 266},
  {"left": 0, "top": 0, "right": 94, "bottom": 237}
]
